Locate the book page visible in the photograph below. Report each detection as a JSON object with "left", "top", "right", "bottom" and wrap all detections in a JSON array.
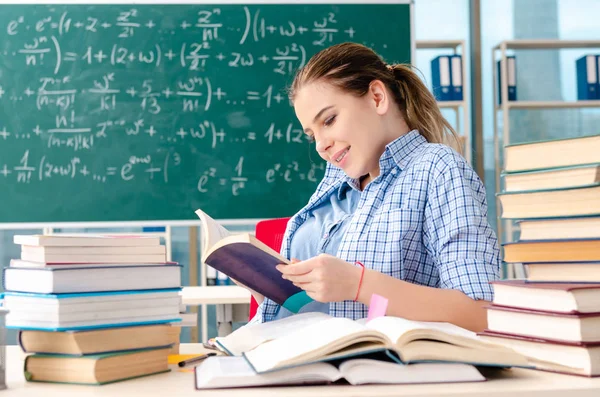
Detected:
[
  {"left": 195, "top": 356, "right": 340, "bottom": 389},
  {"left": 366, "top": 317, "right": 478, "bottom": 347},
  {"left": 195, "top": 209, "right": 232, "bottom": 260},
  {"left": 244, "top": 317, "right": 384, "bottom": 373},
  {"left": 215, "top": 312, "right": 332, "bottom": 356}
]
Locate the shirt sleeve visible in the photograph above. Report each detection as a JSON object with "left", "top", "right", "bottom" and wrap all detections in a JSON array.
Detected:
[
  {"left": 423, "top": 150, "right": 500, "bottom": 301},
  {"left": 248, "top": 297, "right": 281, "bottom": 324}
]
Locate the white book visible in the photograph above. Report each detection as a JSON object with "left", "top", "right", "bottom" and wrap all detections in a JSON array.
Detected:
[
  {"left": 10, "top": 259, "right": 172, "bottom": 269},
  {"left": 3, "top": 265, "right": 181, "bottom": 294},
  {"left": 14, "top": 234, "right": 162, "bottom": 247},
  {"left": 194, "top": 356, "right": 485, "bottom": 389},
  {"left": 21, "top": 252, "right": 166, "bottom": 264},
  {"left": 4, "top": 290, "right": 181, "bottom": 330},
  {"left": 21, "top": 245, "right": 166, "bottom": 255}
]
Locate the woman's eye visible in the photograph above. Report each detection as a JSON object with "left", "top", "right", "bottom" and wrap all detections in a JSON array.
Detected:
[{"left": 324, "top": 115, "right": 336, "bottom": 126}]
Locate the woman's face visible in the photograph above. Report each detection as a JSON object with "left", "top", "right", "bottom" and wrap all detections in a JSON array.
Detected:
[{"left": 294, "top": 80, "right": 390, "bottom": 180}]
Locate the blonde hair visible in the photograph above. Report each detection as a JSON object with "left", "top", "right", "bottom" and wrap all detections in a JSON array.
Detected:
[{"left": 289, "top": 43, "right": 461, "bottom": 151}]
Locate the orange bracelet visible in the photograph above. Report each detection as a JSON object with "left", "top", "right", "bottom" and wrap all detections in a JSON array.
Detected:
[{"left": 354, "top": 261, "right": 365, "bottom": 301}]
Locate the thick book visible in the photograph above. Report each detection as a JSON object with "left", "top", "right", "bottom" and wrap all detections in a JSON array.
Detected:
[
  {"left": 479, "top": 330, "right": 600, "bottom": 377},
  {"left": 20, "top": 251, "right": 167, "bottom": 264},
  {"left": 498, "top": 184, "right": 600, "bottom": 219},
  {"left": 3, "top": 265, "right": 181, "bottom": 294},
  {"left": 525, "top": 261, "right": 600, "bottom": 282},
  {"left": 215, "top": 313, "right": 529, "bottom": 374},
  {"left": 502, "top": 238, "right": 600, "bottom": 263},
  {"left": 14, "top": 234, "right": 162, "bottom": 247},
  {"left": 18, "top": 324, "right": 175, "bottom": 355},
  {"left": 195, "top": 209, "right": 313, "bottom": 313},
  {"left": 194, "top": 356, "right": 485, "bottom": 389},
  {"left": 24, "top": 347, "right": 170, "bottom": 385},
  {"left": 4, "top": 289, "right": 181, "bottom": 331},
  {"left": 518, "top": 216, "right": 600, "bottom": 241},
  {"left": 502, "top": 163, "right": 600, "bottom": 193},
  {"left": 9, "top": 258, "right": 175, "bottom": 269},
  {"left": 21, "top": 245, "right": 166, "bottom": 255},
  {"left": 490, "top": 280, "right": 600, "bottom": 314},
  {"left": 503, "top": 134, "right": 600, "bottom": 173},
  {"left": 486, "top": 304, "right": 600, "bottom": 343}
]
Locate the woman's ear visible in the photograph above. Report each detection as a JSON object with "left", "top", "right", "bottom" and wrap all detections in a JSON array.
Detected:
[{"left": 369, "top": 80, "right": 390, "bottom": 116}]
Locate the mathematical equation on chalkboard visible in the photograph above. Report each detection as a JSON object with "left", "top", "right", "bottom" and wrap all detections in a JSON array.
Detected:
[{"left": 0, "top": 4, "right": 408, "bottom": 221}]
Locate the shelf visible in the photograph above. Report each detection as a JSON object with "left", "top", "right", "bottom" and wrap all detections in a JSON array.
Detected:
[
  {"left": 494, "top": 40, "right": 600, "bottom": 50},
  {"left": 438, "top": 101, "right": 465, "bottom": 109},
  {"left": 495, "top": 100, "right": 600, "bottom": 110},
  {"left": 416, "top": 40, "right": 464, "bottom": 49}
]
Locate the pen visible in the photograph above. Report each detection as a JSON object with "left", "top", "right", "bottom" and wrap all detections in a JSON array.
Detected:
[{"left": 177, "top": 352, "right": 217, "bottom": 367}]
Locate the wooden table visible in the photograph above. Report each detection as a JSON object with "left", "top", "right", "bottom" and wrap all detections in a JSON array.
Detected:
[{"left": 6, "top": 344, "right": 600, "bottom": 396}]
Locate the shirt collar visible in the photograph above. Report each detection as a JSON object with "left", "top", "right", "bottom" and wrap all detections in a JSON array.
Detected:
[{"left": 379, "top": 129, "right": 426, "bottom": 173}]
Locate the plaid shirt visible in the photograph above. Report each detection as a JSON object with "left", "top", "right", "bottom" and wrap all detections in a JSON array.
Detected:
[{"left": 252, "top": 130, "right": 500, "bottom": 323}]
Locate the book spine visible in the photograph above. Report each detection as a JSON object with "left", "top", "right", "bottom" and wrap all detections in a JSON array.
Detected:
[
  {"left": 450, "top": 55, "right": 463, "bottom": 101},
  {"left": 216, "top": 271, "right": 229, "bottom": 286},
  {"left": 206, "top": 265, "right": 217, "bottom": 286},
  {"left": 17, "top": 330, "right": 29, "bottom": 353},
  {"left": 576, "top": 55, "right": 598, "bottom": 100},
  {"left": 498, "top": 56, "right": 517, "bottom": 104},
  {"left": 431, "top": 56, "right": 453, "bottom": 101},
  {"left": 508, "top": 56, "right": 517, "bottom": 101}
]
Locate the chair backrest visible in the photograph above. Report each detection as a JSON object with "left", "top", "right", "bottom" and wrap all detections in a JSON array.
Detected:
[{"left": 249, "top": 217, "right": 290, "bottom": 320}]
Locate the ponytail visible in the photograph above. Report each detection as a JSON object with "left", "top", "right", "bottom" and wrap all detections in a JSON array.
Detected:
[
  {"left": 387, "top": 64, "right": 462, "bottom": 152},
  {"left": 290, "top": 43, "right": 462, "bottom": 153}
]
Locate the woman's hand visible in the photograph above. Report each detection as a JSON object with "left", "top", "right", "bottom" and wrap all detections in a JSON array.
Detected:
[{"left": 276, "top": 254, "right": 361, "bottom": 302}]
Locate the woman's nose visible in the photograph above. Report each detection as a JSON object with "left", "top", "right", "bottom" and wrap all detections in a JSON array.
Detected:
[{"left": 315, "top": 135, "right": 332, "bottom": 153}]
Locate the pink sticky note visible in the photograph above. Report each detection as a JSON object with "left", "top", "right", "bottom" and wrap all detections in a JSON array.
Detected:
[{"left": 367, "top": 293, "right": 388, "bottom": 321}]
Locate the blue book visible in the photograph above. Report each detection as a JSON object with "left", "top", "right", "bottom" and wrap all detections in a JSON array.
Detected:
[
  {"left": 497, "top": 56, "right": 517, "bottom": 104},
  {"left": 3, "top": 264, "right": 181, "bottom": 294},
  {"left": 4, "top": 289, "right": 182, "bottom": 331},
  {"left": 197, "top": 208, "right": 313, "bottom": 313},
  {"left": 450, "top": 55, "right": 463, "bottom": 101},
  {"left": 576, "top": 55, "right": 598, "bottom": 100},
  {"left": 431, "top": 55, "right": 453, "bottom": 101}
]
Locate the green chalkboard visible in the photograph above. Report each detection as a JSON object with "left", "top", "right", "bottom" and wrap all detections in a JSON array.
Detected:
[{"left": 0, "top": 3, "right": 412, "bottom": 223}]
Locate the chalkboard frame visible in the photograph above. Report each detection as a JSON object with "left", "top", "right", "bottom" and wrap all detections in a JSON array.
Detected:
[{"left": 0, "top": 0, "right": 414, "bottom": 228}]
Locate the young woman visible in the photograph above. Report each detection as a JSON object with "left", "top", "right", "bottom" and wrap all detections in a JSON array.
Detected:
[{"left": 248, "top": 43, "right": 500, "bottom": 332}]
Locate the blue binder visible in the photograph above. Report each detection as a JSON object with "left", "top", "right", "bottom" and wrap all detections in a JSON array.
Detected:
[
  {"left": 431, "top": 55, "right": 453, "bottom": 101},
  {"left": 497, "top": 56, "right": 517, "bottom": 104},
  {"left": 576, "top": 55, "right": 598, "bottom": 100},
  {"left": 450, "top": 55, "right": 463, "bottom": 101}
]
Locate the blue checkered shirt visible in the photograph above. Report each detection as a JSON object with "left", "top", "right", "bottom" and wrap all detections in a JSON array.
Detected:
[{"left": 252, "top": 130, "right": 500, "bottom": 323}]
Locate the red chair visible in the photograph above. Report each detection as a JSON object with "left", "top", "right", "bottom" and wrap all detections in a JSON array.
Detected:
[{"left": 249, "top": 217, "right": 291, "bottom": 320}]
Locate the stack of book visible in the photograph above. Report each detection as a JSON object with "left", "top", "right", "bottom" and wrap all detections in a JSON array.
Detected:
[
  {"left": 484, "top": 134, "right": 600, "bottom": 377},
  {"left": 3, "top": 234, "right": 183, "bottom": 385}
]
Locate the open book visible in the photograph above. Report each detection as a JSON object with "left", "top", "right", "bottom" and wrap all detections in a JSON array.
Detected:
[
  {"left": 215, "top": 313, "right": 529, "bottom": 374},
  {"left": 195, "top": 209, "right": 313, "bottom": 313},
  {"left": 194, "top": 356, "right": 485, "bottom": 389}
]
